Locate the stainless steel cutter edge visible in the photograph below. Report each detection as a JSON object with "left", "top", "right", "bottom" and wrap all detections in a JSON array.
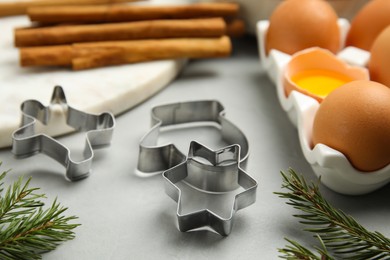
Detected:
[
  {"left": 137, "top": 100, "right": 249, "bottom": 174},
  {"left": 163, "top": 141, "right": 258, "bottom": 236},
  {"left": 11, "top": 86, "right": 115, "bottom": 181}
]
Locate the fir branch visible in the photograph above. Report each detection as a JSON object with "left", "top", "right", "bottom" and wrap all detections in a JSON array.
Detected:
[
  {"left": 275, "top": 169, "right": 390, "bottom": 260},
  {"left": 279, "top": 235, "right": 334, "bottom": 260},
  {"left": 0, "top": 169, "right": 79, "bottom": 260}
]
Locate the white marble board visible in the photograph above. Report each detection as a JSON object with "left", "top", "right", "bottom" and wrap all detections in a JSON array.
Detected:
[{"left": 0, "top": 0, "right": 187, "bottom": 148}]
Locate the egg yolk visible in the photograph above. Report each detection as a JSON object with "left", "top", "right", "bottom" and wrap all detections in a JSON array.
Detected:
[{"left": 291, "top": 69, "right": 353, "bottom": 98}]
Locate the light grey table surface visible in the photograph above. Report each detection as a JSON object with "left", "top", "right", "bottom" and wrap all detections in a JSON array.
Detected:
[{"left": 1, "top": 36, "right": 389, "bottom": 260}]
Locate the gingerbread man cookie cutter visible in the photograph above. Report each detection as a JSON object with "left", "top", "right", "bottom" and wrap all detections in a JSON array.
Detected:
[{"left": 12, "top": 86, "right": 115, "bottom": 181}]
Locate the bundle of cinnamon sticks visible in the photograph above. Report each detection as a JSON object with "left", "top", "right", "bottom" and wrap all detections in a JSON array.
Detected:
[{"left": 15, "top": 2, "right": 245, "bottom": 70}]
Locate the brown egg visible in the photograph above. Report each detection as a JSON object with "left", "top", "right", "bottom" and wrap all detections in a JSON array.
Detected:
[
  {"left": 346, "top": 0, "right": 390, "bottom": 51},
  {"left": 265, "top": 0, "right": 340, "bottom": 55},
  {"left": 312, "top": 80, "right": 390, "bottom": 172},
  {"left": 369, "top": 25, "right": 390, "bottom": 87}
]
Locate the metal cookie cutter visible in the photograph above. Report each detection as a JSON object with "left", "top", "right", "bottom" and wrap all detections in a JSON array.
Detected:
[
  {"left": 12, "top": 86, "right": 115, "bottom": 181},
  {"left": 163, "top": 141, "right": 258, "bottom": 236},
  {"left": 137, "top": 100, "right": 249, "bottom": 174}
]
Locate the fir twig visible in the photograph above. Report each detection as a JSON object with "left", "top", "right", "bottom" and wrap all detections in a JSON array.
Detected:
[
  {"left": 0, "top": 168, "right": 79, "bottom": 260},
  {"left": 275, "top": 169, "right": 390, "bottom": 260},
  {"left": 279, "top": 235, "right": 334, "bottom": 260}
]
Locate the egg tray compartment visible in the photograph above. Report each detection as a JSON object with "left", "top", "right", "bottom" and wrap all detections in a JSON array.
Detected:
[{"left": 256, "top": 19, "right": 390, "bottom": 195}]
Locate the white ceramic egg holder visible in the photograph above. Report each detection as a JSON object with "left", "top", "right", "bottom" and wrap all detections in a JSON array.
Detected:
[{"left": 256, "top": 19, "right": 390, "bottom": 195}]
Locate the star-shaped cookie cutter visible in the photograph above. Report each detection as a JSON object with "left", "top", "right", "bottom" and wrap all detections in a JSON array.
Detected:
[
  {"left": 163, "top": 141, "right": 257, "bottom": 236},
  {"left": 137, "top": 100, "right": 249, "bottom": 174},
  {"left": 11, "top": 86, "right": 115, "bottom": 181}
]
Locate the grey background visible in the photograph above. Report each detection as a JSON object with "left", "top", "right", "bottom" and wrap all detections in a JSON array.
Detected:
[{"left": 1, "top": 36, "right": 389, "bottom": 259}]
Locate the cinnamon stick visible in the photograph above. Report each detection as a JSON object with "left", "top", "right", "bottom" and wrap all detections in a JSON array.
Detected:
[
  {"left": 15, "top": 18, "right": 227, "bottom": 47},
  {"left": 20, "top": 36, "right": 232, "bottom": 70},
  {"left": 27, "top": 3, "right": 239, "bottom": 23},
  {"left": 20, "top": 45, "right": 73, "bottom": 66},
  {"left": 0, "top": 0, "right": 141, "bottom": 17},
  {"left": 226, "top": 19, "right": 245, "bottom": 37}
]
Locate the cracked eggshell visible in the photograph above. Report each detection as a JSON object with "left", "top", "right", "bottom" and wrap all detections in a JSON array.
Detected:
[
  {"left": 283, "top": 48, "right": 369, "bottom": 103},
  {"left": 256, "top": 19, "right": 350, "bottom": 86}
]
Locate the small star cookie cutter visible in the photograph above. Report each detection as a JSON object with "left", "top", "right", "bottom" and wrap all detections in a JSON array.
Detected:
[
  {"left": 137, "top": 100, "right": 249, "bottom": 174},
  {"left": 163, "top": 141, "right": 258, "bottom": 236},
  {"left": 11, "top": 86, "right": 115, "bottom": 181}
]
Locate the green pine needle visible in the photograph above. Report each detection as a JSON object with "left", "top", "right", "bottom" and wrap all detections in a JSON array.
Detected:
[
  {"left": 279, "top": 235, "right": 335, "bottom": 260},
  {"left": 0, "top": 168, "right": 79, "bottom": 260},
  {"left": 275, "top": 169, "right": 390, "bottom": 260}
]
